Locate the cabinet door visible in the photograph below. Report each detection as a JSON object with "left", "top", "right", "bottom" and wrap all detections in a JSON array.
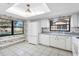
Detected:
[
  {"left": 27, "top": 35, "right": 38, "bottom": 44},
  {"left": 77, "top": 14, "right": 79, "bottom": 27},
  {"left": 66, "top": 37, "right": 72, "bottom": 51},
  {"left": 50, "top": 35, "right": 57, "bottom": 47},
  {"left": 71, "top": 14, "right": 78, "bottom": 27},
  {"left": 57, "top": 36, "right": 66, "bottom": 49},
  {"left": 50, "top": 35, "right": 66, "bottom": 49},
  {"left": 39, "top": 34, "right": 49, "bottom": 46}
]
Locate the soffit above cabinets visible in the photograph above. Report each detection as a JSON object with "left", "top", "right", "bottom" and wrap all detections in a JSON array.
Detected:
[{"left": 6, "top": 3, "right": 50, "bottom": 18}]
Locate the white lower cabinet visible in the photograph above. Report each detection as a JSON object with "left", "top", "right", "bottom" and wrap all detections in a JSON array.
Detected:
[
  {"left": 56, "top": 36, "right": 66, "bottom": 49},
  {"left": 39, "top": 34, "right": 49, "bottom": 46},
  {"left": 65, "top": 37, "right": 72, "bottom": 51},
  {"left": 50, "top": 35, "right": 66, "bottom": 49},
  {"left": 39, "top": 34, "right": 72, "bottom": 51},
  {"left": 49, "top": 35, "right": 57, "bottom": 47}
]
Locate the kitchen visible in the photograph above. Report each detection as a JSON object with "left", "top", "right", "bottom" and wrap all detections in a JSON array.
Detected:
[
  {"left": 0, "top": 3, "right": 79, "bottom": 56},
  {"left": 26, "top": 13, "right": 79, "bottom": 56}
]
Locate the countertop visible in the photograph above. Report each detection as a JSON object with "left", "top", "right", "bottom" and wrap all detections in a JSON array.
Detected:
[{"left": 41, "top": 32, "right": 79, "bottom": 37}]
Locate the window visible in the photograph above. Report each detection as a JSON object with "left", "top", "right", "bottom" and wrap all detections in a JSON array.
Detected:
[
  {"left": 0, "top": 19, "right": 12, "bottom": 36},
  {"left": 0, "top": 19, "right": 24, "bottom": 37},
  {"left": 14, "top": 20, "right": 24, "bottom": 34},
  {"left": 50, "top": 16, "right": 70, "bottom": 32}
]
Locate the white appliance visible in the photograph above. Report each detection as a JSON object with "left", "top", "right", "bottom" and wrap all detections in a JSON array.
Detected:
[
  {"left": 72, "top": 37, "right": 79, "bottom": 56},
  {"left": 27, "top": 21, "right": 39, "bottom": 44}
]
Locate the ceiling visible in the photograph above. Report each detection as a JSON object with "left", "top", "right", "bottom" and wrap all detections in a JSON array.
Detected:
[
  {"left": 6, "top": 3, "right": 50, "bottom": 18},
  {"left": 0, "top": 3, "right": 79, "bottom": 20}
]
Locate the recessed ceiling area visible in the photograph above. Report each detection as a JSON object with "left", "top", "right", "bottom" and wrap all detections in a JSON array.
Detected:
[
  {"left": 0, "top": 3, "right": 79, "bottom": 20},
  {"left": 6, "top": 3, "right": 50, "bottom": 18},
  {"left": 0, "top": 3, "right": 14, "bottom": 12}
]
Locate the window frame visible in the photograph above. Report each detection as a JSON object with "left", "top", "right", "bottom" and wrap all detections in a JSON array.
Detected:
[
  {"left": 13, "top": 20, "right": 24, "bottom": 35},
  {"left": 0, "top": 19, "right": 24, "bottom": 37},
  {"left": 50, "top": 17, "right": 71, "bottom": 32}
]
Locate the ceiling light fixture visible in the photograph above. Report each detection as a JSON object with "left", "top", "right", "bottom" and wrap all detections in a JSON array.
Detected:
[
  {"left": 6, "top": 3, "right": 50, "bottom": 18},
  {"left": 25, "top": 4, "right": 31, "bottom": 13}
]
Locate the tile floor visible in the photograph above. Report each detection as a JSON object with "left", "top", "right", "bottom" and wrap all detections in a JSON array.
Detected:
[{"left": 0, "top": 41, "right": 72, "bottom": 56}]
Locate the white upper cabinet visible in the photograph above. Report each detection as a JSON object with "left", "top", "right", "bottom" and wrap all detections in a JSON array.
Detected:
[
  {"left": 71, "top": 14, "right": 79, "bottom": 27},
  {"left": 40, "top": 19, "right": 49, "bottom": 28},
  {"left": 77, "top": 14, "right": 79, "bottom": 27}
]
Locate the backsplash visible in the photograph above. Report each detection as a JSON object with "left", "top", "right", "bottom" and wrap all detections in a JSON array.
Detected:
[{"left": 41, "top": 27, "right": 79, "bottom": 33}]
